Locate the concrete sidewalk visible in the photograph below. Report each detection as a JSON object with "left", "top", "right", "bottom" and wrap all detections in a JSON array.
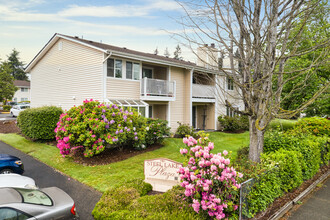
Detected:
[{"left": 288, "top": 176, "right": 330, "bottom": 220}]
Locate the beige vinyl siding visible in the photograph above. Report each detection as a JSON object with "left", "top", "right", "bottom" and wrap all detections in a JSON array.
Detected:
[
  {"left": 106, "top": 78, "right": 140, "bottom": 99},
  {"left": 30, "top": 39, "right": 104, "bottom": 110},
  {"left": 170, "top": 67, "right": 191, "bottom": 131},
  {"left": 13, "top": 87, "right": 30, "bottom": 102},
  {"left": 153, "top": 104, "right": 167, "bottom": 120}
]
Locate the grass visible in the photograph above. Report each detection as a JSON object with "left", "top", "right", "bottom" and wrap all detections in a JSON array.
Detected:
[{"left": 0, "top": 132, "right": 249, "bottom": 193}]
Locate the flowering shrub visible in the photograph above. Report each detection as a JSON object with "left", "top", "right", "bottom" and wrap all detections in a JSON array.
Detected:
[
  {"left": 145, "top": 118, "right": 170, "bottom": 146},
  {"left": 294, "top": 117, "right": 330, "bottom": 136},
  {"left": 55, "top": 99, "right": 148, "bottom": 157},
  {"left": 178, "top": 134, "right": 243, "bottom": 219}
]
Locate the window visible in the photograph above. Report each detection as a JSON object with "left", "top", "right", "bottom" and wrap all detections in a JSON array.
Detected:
[
  {"left": 107, "top": 59, "right": 114, "bottom": 77},
  {"left": 226, "top": 106, "right": 238, "bottom": 117},
  {"left": 21, "top": 98, "right": 28, "bottom": 102},
  {"left": 142, "top": 68, "right": 152, "bottom": 78},
  {"left": 15, "top": 188, "right": 52, "bottom": 206},
  {"left": 115, "top": 60, "right": 122, "bottom": 78},
  {"left": 133, "top": 63, "right": 140, "bottom": 80},
  {"left": 0, "top": 208, "right": 31, "bottom": 220},
  {"left": 107, "top": 99, "right": 148, "bottom": 117},
  {"left": 21, "top": 88, "right": 28, "bottom": 92},
  {"left": 148, "top": 105, "right": 153, "bottom": 118},
  {"left": 126, "top": 62, "right": 133, "bottom": 79},
  {"left": 227, "top": 78, "right": 234, "bottom": 90}
]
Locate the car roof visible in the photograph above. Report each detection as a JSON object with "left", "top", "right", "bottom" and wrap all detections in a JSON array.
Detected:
[
  {"left": 0, "top": 188, "right": 22, "bottom": 204},
  {"left": 0, "top": 174, "right": 36, "bottom": 189}
]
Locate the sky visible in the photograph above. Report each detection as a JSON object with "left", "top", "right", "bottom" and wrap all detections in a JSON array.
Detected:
[{"left": 0, "top": 0, "right": 197, "bottom": 65}]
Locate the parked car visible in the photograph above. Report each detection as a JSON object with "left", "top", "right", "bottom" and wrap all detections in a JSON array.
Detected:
[
  {"left": 0, "top": 154, "right": 24, "bottom": 174},
  {"left": 10, "top": 104, "right": 30, "bottom": 117},
  {"left": 7, "top": 101, "right": 18, "bottom": 107},
  {"left": 0, "top": 187, "right": 79, "bottom": 219},
  {"left": 0, "top": 174, "right": 37, "bottom": 189}
]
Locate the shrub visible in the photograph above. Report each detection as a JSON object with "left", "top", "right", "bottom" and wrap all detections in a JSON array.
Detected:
[
  {"left": 264, "top": 131, "right": 323, "bottom": 180},
  {"left": 178, "top": 134, "right": 243, "bottom": 219},
  {"left": 92, "top": 186, "right": 140, "bottom": 220},
  {"left": 113, "top": 178, "right": 152, "bottom": 196},
  {"left": 218, "top": 115, "right": 249, "bottom": 131},
  {"left": 145, "top": 118, "right": 170, "bottom": 146},
  {"left": 3, "top": 105, "right": 11, "bottom": 111},
  {"left": 174, "top": 122, "right": 195, "bottom": 138},
  {"left": 294, "top": 117, "right": 330, "bottom": 136},
  {"left": 245, "top": 168, "right": 282, "bottom": 218},
  {"left": 55, "top": 99, "right": 166, "bottom": 157},
  {"left": 17, "top": 106, "right": 63, "bottom": 140},
  {"left": 262, "top": 149, "right": 303, "bottom": 192}
]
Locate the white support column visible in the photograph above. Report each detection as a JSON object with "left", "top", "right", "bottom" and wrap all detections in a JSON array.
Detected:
[
  {"left": 190, "top": 68, "right": 194, "bottom": 126},
  {"left": 167, "top": 66, "right": 171, "bottom": 128}
]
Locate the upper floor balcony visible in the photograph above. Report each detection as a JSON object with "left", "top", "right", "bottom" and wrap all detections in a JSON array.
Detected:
[
  {"left": 192, "top": 84, "right": 216, "bottom": 102},
  {"left": 140, "top": 78, "right": 176, "bottom": 101}
]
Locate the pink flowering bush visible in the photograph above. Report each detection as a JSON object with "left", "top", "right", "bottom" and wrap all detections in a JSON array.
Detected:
[
  {"left": 178, "top": 133, "right": 243, "bottom": 219},
  {"left": 55, "top": 99, "right": 148, "bottom": 157}
]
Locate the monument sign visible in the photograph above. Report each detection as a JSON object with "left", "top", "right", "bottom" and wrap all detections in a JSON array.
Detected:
[{"left": 144, "top": 158, "right": 182, "bottom": 192}]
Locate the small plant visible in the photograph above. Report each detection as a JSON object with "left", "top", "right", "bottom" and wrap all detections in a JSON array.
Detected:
[
  {"left": 218, "top": 115, "right": 249, "bottom": 132},
  {"left": 178, "top": 134, "right": 243, "bottom": 219},
  {"left": 145, "top": 118, "right": 170, "bottom": 146},
  {"left": 175, "top": 122, "right": 195, "bottom": 138}
]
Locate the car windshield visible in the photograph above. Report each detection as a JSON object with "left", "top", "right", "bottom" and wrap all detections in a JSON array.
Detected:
[
  {"left": 15, "top": 188, "right": 52, "bottom": 206},
  {"left": 20, "top": 106, "right": 30, "bottom": 110}
]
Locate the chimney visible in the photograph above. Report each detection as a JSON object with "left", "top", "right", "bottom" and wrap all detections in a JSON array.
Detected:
[{"left": 211, "top": 43, "right": 215, "bottom": 48}]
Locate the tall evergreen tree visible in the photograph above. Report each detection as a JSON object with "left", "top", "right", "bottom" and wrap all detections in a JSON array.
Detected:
[
  {"left": 174, "top": 45, "right": 182, "bottom": 60},
  {"left": 0, "top": 61, "right": 18, "bottom": 103},
  {"left": 7, "top": 49, "right": 28, "bottom": 81}
]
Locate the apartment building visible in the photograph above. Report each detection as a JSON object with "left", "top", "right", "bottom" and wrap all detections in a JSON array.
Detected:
[
  {"left": 25, "top": 33, "right": 244, "bottom": 131},
  {"left": 13, "top": 80, "right": 30, "bottom": 102}
]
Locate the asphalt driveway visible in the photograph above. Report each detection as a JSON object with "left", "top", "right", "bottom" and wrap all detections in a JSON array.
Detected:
[{"left": 0, "top": 140, "right": 102, "bottom": 220}]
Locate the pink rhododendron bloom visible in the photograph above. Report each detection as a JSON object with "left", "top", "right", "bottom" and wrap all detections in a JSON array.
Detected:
[{"left": 223, "top": 150, "right": 228, "bottom": 156}]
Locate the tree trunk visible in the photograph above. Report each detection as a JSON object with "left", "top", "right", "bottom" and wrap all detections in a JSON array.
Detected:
[{"left": 248, "top": 117, "right": 265, "bottom": 162}]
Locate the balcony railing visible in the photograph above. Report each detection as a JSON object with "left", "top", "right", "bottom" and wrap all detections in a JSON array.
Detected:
[
  {"left": 192, "top": 84, "right": 215, "bottom": 99},
  {"left": 141, "top": 78, "right": 176, "bottom": 100}
]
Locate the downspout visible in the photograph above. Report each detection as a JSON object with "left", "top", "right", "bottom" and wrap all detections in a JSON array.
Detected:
[
  {"left": 190, "top": 67, "right": 194, "bottom": 127},
  {"left": 102, "top": 51, "right": 112, "bottom": 103}
]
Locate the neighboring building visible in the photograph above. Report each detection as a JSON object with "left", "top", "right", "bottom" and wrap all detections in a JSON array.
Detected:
[
  {"left": 25, "top": 33, "right": 244, "bottom": 131},
  {"left": 13, "top": 80, "right": 30, "bottom": 102}
]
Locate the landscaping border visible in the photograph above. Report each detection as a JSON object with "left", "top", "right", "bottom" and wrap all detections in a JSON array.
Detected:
[{"left": 269, "top": 170, "right": 330, "bottom": 220}]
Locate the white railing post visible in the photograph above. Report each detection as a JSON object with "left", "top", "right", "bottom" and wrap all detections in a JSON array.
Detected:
[{"left": 144, "top": 77, "right": 147, "bottom": 96}]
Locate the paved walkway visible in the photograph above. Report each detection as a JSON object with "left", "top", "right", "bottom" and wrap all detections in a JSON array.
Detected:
[
  {"left": 288, "top": 176, "right": 330, "bottom": 220},
  {"left": 0, "top": 140, "right": 102, "bottom": 220}
]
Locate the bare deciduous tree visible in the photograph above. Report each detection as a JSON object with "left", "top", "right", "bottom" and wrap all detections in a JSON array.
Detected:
[{"left": 175, "top": 0, "right": 330, "bottom": 162}]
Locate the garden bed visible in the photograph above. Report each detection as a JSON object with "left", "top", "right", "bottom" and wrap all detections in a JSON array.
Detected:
[{"left": 0, "top": 120, "right": 20, "bottom": 134}]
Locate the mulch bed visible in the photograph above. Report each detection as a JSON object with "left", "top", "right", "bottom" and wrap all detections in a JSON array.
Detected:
[{"left": 0, "top": 120, "right": 20, "bottom": 134}]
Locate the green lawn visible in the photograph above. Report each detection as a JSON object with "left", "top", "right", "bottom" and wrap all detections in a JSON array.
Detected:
[{"left": 0, "top": 132, "right": 249, "bottom": 193}]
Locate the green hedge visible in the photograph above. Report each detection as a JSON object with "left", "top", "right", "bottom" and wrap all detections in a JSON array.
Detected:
[
  {"left": 218, "top": 115, "right": 249, "bottom": 131},
  {"left": 17, "top": 106, "right": 63, "bottom": 140},
  {"left": 3, "top": 105, "right": 11, "bottom": 111},
  {"left": 92, "top": 179, "right": 202, "bottom": 220},
  {"left": 294, "top": 117, "right": 330, "bottom": 136},
  {"left": 267, "top": 119, "right": 297, "bottom": 131}
]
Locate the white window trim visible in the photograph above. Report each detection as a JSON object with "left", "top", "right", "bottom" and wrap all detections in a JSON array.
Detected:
[
  {"left": 106, "top": 58, "right": 141, "bottom": 81},
  {"left": 142, "top": 66, "right": 154, "bottom": 79}
]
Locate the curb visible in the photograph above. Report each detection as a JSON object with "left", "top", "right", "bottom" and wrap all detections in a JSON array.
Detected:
[
  {"left": 0, "top": 112, "right": 10, "bottom": 114},
  {"left": 269, "top": 170, "right": 330, "bottom": 220}
]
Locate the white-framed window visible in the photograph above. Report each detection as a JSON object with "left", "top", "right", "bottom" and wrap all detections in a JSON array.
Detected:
[
  {"left": 227, "top": 78, "right": 234, "bottom": 90},
  {"left": 107, "top": 99, "right": 148, "bottom": 117},
  {"left": 107, "top": 58, "right": 140, "bottom": 80},
  {"left": 126, "top": 61, "right": 140, "bottom": 80},
  {"left": 21, "top": 98, "right": 28, "bottom": 102},
  {"left": 115, "top": 60, "right": 122, "bottom": 78},
  {"left": 226, "top": 106, "right": 238, "bottom": 117},
  {"left": 21, "top": 88, "right": 28, "bottom": 92}
]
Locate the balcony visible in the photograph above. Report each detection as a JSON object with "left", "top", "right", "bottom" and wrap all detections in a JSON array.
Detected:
[
  {"left": 192, "top": 84, "right": 215, "bottom": 102},
  {"left": 141, "top": 78, "right": 176, "bottom": 101}
]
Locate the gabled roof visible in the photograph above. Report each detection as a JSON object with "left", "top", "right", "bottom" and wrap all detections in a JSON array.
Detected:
[
  {"left": 25, "top": 33, "right": 220, "bottom": 74},
  {"left": 14, "top": 80, "right": 30, "bottom": 87}
]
